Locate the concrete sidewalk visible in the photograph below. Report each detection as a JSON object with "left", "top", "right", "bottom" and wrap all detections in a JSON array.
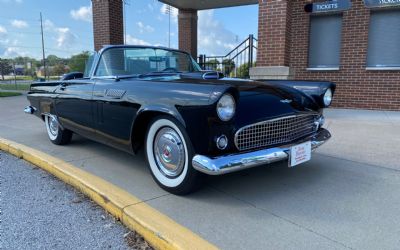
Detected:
[{"left": 1, "top": 95, "right": 400, "bottom": 250}]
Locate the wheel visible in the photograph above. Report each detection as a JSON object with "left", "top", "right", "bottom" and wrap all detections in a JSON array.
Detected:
[
  {"left": 145, "top": 116, "right": 204, "bottom": 195},
  {"left": 45, "top": 114, "right": 73, "bottom": 145}
]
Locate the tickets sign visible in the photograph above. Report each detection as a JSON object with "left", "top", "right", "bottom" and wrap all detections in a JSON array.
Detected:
[{"left": 305, "top": 0, "right": 352, "bottom": 13}]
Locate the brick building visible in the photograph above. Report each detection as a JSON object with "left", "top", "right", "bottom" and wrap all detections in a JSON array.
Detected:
[{"left": 92, "top": 0, "right": 400, "bottom": 110}]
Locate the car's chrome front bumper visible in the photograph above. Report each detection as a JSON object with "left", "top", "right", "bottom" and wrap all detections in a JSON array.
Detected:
[{"left": 192, "top": 128, "right": 331, "bottom": 175}]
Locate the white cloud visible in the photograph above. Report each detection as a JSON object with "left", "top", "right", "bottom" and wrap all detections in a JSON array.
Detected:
[
  {"left": 3, "top": 46, "right": 27, "bottom": 57},
  {"left": 126, "top": 35, "right": 151, "bottom": 46},
  {"left": 56, "top": 27, "right": 77, "bottom": 48},
  {"left": 136, "top": 22, "right": 155, "bottom": 33},
  {"left": 0, "top": 26, "right": 7, "bottom": 42},
  {"left": 43, "top": 19, "right": 55, "bottom": 31},
  {"left": 10, "top": 20, "right": 28, "bottom": 29},
  {"left": 160, "top": 4, "right": 178, "bottom": 23},
  {"left": 198, "top": 10, "right": 237, "bottom": 56},
  {"left": 0, "top": 25, "right": 7, "bottom": 34},
  {"left": 70, "top": 5, "right": 92, "bottom": 22},
  {"left": 147, "top": 3, "right": 157, "bottom": 12},
  {"left": 41, "top": 19, "right": 78, "bottom": 49}
]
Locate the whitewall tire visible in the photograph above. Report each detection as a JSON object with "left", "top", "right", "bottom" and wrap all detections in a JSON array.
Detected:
[
  {"left": 145, "top": 116, "right": 203, "bottom": 195},
  {"left": 45, "top": 114, "right": 73, "bottom": 145}
]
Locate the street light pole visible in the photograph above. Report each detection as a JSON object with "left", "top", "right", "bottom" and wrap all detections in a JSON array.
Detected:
[
  {"left": 168, "top": 6, "right": 171, "bottom": 48},
  {"left": 165, "top": 5, "right": 172, "bottom": 48},
  {"left": 123, "top": 0, "right": 131, "bottom": 44}
]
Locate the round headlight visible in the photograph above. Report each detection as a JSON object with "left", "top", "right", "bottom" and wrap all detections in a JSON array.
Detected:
[
  {"left": 217, "top": 94, "right": 235, "bottom": 121},
  {"left": 323, "top": 88, "right": 332, "bottom": 107}
]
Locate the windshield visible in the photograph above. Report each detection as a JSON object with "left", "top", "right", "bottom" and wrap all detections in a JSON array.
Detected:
[{"left": 94, "top": 47, "right": 201, "bottom": 77}]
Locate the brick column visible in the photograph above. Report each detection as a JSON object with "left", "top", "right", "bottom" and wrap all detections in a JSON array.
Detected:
[
  {"left": 250, "top": 0, "right": 294, "bottom": 80},
  {"left": 92, "top": 0, "right": 124, "bottom": 51},
  {"left": 178, "top": 9, "right": 198, "bottom": 59}
]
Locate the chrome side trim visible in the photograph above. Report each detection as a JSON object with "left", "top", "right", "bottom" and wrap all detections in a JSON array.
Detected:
[{"left": 192, "top": 128, "right": 331, "bottom": 175}]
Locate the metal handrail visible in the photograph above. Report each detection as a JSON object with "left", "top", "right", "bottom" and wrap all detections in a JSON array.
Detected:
[{"left": 198, "top": 34, "right": 257, "bottom": 78}]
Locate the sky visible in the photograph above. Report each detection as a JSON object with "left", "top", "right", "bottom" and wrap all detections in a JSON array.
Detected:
[{"left": 0, "top": 0, "right": 258, "bottom": 60}]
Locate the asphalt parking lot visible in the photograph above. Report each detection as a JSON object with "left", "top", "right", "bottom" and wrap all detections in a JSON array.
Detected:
[
  {"left": 1, "top": 95, "right": 400, "bottom": 249},
  {"left": 0, "top": 152, "right": 151, "bottom": 250}
]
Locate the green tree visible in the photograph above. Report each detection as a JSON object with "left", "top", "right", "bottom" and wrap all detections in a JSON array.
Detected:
[
  {"left": 0, "top": 58, "right": 13, "bottom": 80},
  {"left": 68, "top": 51, "right": 90, "bottom": 73},
  {"left": 12, "top": 56, "right": 39, "bottom": 76},
  {"left": 46, "top": 55, "right": 62, "bottom": 66},
  {"left": 205, "top": 59, "right": 220, "bottom": 71},
  {"left": 222, "top": 59, "right": 235, "bottom": 76},
  {"left": 13, "top": 56, "right": 27, "bottom": 65},
  {"left": 236, "top": 62, "right": 256, "bottom": 79},
  {"left": 53, "top": 63, "right": 67, "bottom": 76},
  {"left": 24, "top": 67, "right": 35, "bottom": 78}
]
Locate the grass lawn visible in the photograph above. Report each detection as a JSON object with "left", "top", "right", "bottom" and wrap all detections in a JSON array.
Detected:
[
  {"left": 0, "top": 92, "right": 22, "bottom": 97},
  {"left": 0, "top": 84, "right": 31, "bottom": 91}
]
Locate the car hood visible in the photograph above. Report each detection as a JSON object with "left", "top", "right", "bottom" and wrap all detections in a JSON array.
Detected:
[
  {"left": 140, "top": 73, "right": 320, "bottom": 128},
  {"left": 233, "top": 81, "right": 319, "bottom": 128},
  {"left": 174, "top": 76, "right": 320, "bottom": 128}
]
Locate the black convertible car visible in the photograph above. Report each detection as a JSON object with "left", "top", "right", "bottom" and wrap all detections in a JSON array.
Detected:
[{"left": 25, "top": 45, "right": 335, "bottom": 194}]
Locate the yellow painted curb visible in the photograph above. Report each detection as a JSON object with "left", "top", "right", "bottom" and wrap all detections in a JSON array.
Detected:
[{"left": 0, "top": 138, "right": 218, "bottom": 250}]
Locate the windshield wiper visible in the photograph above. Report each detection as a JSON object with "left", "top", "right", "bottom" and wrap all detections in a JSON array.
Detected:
[
  {"left": 115, "top": 74, "right": 141, "bottom": 80},
  {"left": 138, "top": 71, "right": 182, "bottom": 78},
  {"left": 107, "top": 72, "right": 184, "bottom": 80}
]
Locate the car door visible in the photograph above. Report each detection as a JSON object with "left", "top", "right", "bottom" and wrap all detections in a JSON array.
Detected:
[
  {"left": 55, "top": 79, "right": 96, "bottom": 138},
  {"left": 92, "top": 78, "right": 139, "bottom": 153}
]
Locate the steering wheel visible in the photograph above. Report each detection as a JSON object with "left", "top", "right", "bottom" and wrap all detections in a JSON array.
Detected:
[{"left": 162, "top": 67, "right": 178, "bottom": 73}]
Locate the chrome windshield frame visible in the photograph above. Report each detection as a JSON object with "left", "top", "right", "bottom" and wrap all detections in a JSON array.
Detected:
[{"left": 89, "top": 45, "right": 200, "bottom": 80}]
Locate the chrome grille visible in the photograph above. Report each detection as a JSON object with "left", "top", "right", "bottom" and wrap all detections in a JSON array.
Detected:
[{"left": 235, "top": 114, "right": 318, "bottom": 151}]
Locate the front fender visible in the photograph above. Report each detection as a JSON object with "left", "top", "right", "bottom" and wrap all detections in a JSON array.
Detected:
[{"left": 137, "top": 104, "right": 186, "bottom": 127}]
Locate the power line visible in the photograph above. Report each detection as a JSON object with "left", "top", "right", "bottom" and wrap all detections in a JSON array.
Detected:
[
  {"left": 0, "top": 15, "right": 39, "bottom": 22},
  {"left": 3, "top": 30, "right": 42, "bottom": 36},
  {"left": 2, "top": 45, "right": 79, "bottom": 52}
]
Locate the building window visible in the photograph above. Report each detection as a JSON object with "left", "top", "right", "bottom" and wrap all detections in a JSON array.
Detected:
[
  {"left": 308, "top": 14, "right": 343, "bottom": 69},
  {"left": 367, "top": 10, "right": 400, "bottom": 69}
]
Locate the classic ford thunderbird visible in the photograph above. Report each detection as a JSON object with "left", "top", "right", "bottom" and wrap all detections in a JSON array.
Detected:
[{"left": 25, "top": 45, "right": 335, "bottom": 194}]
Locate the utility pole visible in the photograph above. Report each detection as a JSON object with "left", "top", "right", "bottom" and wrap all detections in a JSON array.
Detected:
[
  {"left": 40, "top": 12, "right": 46, "bottom": 80},
  {"left": 12, "top": 61, "right": 17, "bottom": 88}
]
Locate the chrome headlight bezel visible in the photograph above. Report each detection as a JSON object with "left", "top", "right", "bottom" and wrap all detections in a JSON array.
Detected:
[
  {"left": 323, "top": 88, "right": 333, "bottom": 107},
  {"left": 217, "top": 94, "right": 236, "bottom": 121}
]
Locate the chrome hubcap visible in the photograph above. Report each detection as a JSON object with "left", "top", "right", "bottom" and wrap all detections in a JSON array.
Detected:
[
  {"left": 48, "top": 115, "right": 59, "bottom": 136},
  {"left": 153, "top": 127, "right": 185, "bottom": 178}
]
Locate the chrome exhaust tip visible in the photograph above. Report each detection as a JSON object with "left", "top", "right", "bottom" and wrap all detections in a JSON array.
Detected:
[{"left": 24, "top": 106, "right": 36, "bottom": 114}]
